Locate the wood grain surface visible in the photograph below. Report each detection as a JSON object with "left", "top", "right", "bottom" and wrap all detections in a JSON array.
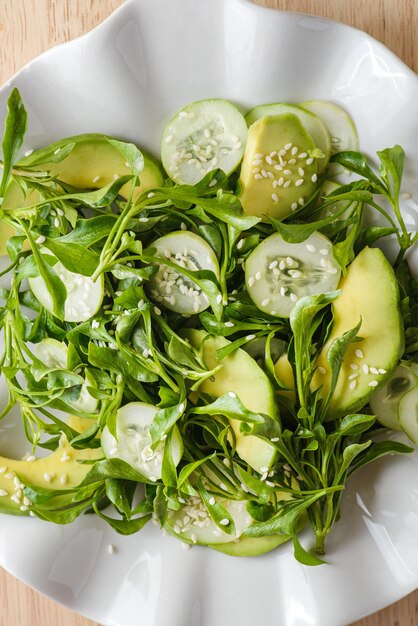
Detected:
[{"left": 0, "top": 1, "right": 417, "bottom": 625}]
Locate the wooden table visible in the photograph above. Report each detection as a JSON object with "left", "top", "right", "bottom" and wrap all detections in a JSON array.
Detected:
[{"left": 0, "top": 1, "right": 417, "bottom": 624}]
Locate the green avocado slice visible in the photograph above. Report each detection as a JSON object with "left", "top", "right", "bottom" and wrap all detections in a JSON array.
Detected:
[
  {"left": 210, "top": 533, "right": 290, "bottom": 557},
  {"left": 0, "top": 133, "right": 164, "bottom": 255},
  {"left": 0, "top": 436, "right": 101, "bottom": 515},
  {"left": 183, "top": 329, "right": 278, "bottom": 472},
  {"left": 312, "top": 247, "right": 404, "bottom": 417}
]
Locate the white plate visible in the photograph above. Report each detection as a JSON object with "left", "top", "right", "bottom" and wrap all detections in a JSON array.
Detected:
[{"left": 1, "top": 1, "right": 418, "bottom": 625}]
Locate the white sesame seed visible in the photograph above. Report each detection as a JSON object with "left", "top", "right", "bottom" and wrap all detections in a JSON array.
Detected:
[
  {"left": 255, "top": 153, "right": 264, "bottom": 159},
  {"left": 298, "top": 167, "right": 305, "bottom": 176},
  {"left": 114, "top": 174, "right": 120, "bottom": 180},
  {"left": 280, "top": 287, "right": 287, "bottom": 297},
  {"left": 5, "top": 473, "right": 13, "bottom": 480},
  {"left": 350, "top": 363, "right": 359, "bottom": 370},
  {"left": 219, "top": 518, "right": 230, "bottom": 526},
  {"left": 271, "top": 193, "right": 279, "bottom": 202},
  {"left": 269, "top": 261, "right": 278, "bottom": 269},
  {"left": 24, "top": 149, "right": 34, "bottom": 157},
  {"left": 306, "top": 244, "right": 316, "bottom": 252},
  {"left": 283, "top": 169, "right": 292, "bottom": 175},
  {"left": 290, "top": 293, "right": 298, "bottom": 302},
  {"left": 224, "top": 321, "right": 235, "bottom": 327},
  {"left": 23, "top": 496, "right": 31, "bottom": 506},
  {"left": 355, "top": 349, "right": 364, "bottom": 358},
  {"left": 291, "top": 202, "right": 298, "bottom": 211},
  {"left": 284, "top": 143, "right": 292, "bottom": 150},
  {"left": 272, "top": 180, "right": 279, "bottom": 188},
  {"left": 0, "top": 467, "right": 6, "bottom": 474},
  {"left": 107, "top": 544, "right": 116, "bottom": 554},
  {"left": 91, "top": 319, "right": 100, "bottom": 329},
  {"left": 261, "top": 169, "right": 267, "bottom": 178},
  {"left": 298, "top": 197, "right": 305, "bottom": 205},
  {"left": 279, "top": 260, "right": 286, "bottom": 270},
  {"left": 278, "top": 177, "right": 284, "bottom": 186},
  {"left": 401, "top": 192, "right": 412, "bottom": 199},
  {"left": 306, "top": 157, "right": 314, "bottom": 165},
  {"left": 298, "top": 152, "right": 307, "bottom": 159},
  {"left": 254, "top": 174, "right": 263, "bottom": 180},
  {"left": 246, "top": 334, "right": 256, "bottom": 341},
  {"left": 248, "top": 276, "right": 255, "bottom": 287},
  {"left": 0, "top": 490, "right": 8, "bottom": 497},
  {"left": 370, "top": 367, "right": 379, "bottom": 375},
  {"left": 216, "top": 294, "right": 223, "bottom": 304},
  {"left": 43, "top": 473, "right": 52, "bottom": 483},
  {"left": 255, "top": 271, "right": 262, "bottom": 280},
  {"left": 362, "top": 364, "right": 370, "bottom": 374},
  {"left": 283, "top": 180, "right": 291, "bottom": 188},
  {"left": 265, "top": 156, "right": 274, "bottom": 165},
  {"left": 378, "top": 368, "right": 387, "bottom": 374},
  {"left": 209, "top": 497, "right": 216, "bottom": 505},
  {"left": 368, "top": 380, "right": 379, "bottom": 387},
  {"left": 36, "top": 235, "right": 46, "bottom": 244},
  {"left": 154, "top": 306, "right": 161, "bottom": 316},
  {"left": 20, "top": 505, "right": 29, "bottom": 511},
  {"left": 295, "top": 178, "right": 304, "bottom": 187},
  {"left": 311, "top": 173, "right": 318, "bottom": 182},
  {"left": 318, "top": 366, "right": 326, "bottom": 374},
  {"left": 349, "top": 380, "right": 357, "bottom": 390},
  {"left": 261, "top": 298, "right": 270, "bottom": 306},
  {"left": 348, "top": 373, "right": 359, "bottom": 380},
  {"left": 237, "top": 239, "right": 244, "bottom": 250},
  {"left": 271, "top": 437, "right": 280, "bottom": 443}
]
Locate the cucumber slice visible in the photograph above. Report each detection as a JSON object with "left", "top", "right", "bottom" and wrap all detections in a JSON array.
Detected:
[
  {"left": 28, "top": 251, "right": 104, "bottom": 322},
  {"left": 301, "top": 100, "right": 359, "bottom": 155},
  {"left": 146, "top": 231, "right": 220, "bottom": 314},
  {"left": 161, "top": 99, "right": 247, "bottom": 185},
  {"left": 245, "top": 103, "right": 331, "bottom": 172},
  {"left": 370, "top": 362, "right": 418, "bottom": 430},
  {"left": 31, "top": 338, "right": 98, "bottom": 414},
  {"left": 101, "top": 402, "right": 183, "bottom": 480},
  {"left": 165, "top": 494, "right": 253, "bottom": 545},
  {"left": 398, "top": 386, "right": 418, "bottom": 444},
  {"left": 210, "top": 533, "right": 290, "bottom": 557},
  {"left": 245, "top": 231, "right": 341, "bottom": 318}
]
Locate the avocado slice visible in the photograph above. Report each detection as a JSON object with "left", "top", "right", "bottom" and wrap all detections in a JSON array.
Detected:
[
  {"left": 210, "top": 533, "right": 290, "bottom": 557},
  {"left": 0, "top": 133, "right": 165, "bottom": 255},
  {"left": 183, "top": 329, "right": 278, "bottom": 472},
  {"left": 0, "top": 436, "right": 101, "bottom": 515},
  {"left": 312, "top": 247, "right": 404, "bottom": 417},
  {"left": 238, "top": 114, "right": 318, "bottom": 221}
]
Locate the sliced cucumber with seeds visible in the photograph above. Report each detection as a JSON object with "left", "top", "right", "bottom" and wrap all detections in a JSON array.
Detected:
[
  {"left": 161, "top": 99, "right": 247, "bottom": 185},
  {"left": 398, "top": 386, "right": 418, "bottom": 444},
  {"left": 301, "top": 100, "right": 358, "bottom": 155},
  {"left": 245, "top": 231, "right": 341, "bottom": 318},
  {"left": 28, "top": 250, "right": 104, "bottom": 322},
  {"left": 101, "top": 402, "right": 183, "bottom": 481},
  {"left": 245, "top": 103, "right": 331, "bottom": 172},
  {"left": 31, "top": 338, "right": 98, "bottom": 413},
  {"left": 146, "top": 231, "right": 220, "bottom": 315},
  {"left": 370, "top": 362, "right": 418, "bottom": 431}
]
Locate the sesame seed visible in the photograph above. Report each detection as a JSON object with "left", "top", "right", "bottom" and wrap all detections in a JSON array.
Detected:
[
  {"left": 298, "top": 197, "right": 305, "bottom": 205},
  {"left": 254, "top": 173, "right": 263, "bottom": 180},
  {"left": 368, "top": 380, "right": 379, "bottom": 387},
  {"left": 349, "top": 380, "right": 357, "bottom": 390},
  {"left": 36, "top": 235, "right": 46, "bottom": 244},
  {"left": 291, "top": 146, "right": 298, "bottom": 155},
  {"left": 298, "top": 152, "right": 307, "bottom": 159},
  {"left": 255, "top": 271, "right": 262, "bottom": 280},
  {"left": 311, "top": 173, "right": 318, "bottom": 182},
  {"left": 271, "top": 437, "right": 280, "bottom": 442},
  {"left": 306, "top": 244, "right": 316, "bottom": 252},
  {"left": 237, "top": 239, "right": 244, "bottom": 250},
  {"left": 283, "top": 169, "right": 292, "bottom": 175},
  {"left": 291, "top": 202, "right": 298, "bottom": 211},
  {"left": 280, "top": 287, "right": 287, "bottom": 297},
  {"left": 224, "top": 321, "right": 235, "bottom": 327},
  {"left": 370, "top": 367, "right": 379, "bottom": 375},
  {"left": 349, "top": 373, "right": 359, "bottom": 380},
  {"left": 248, "top": 276, "right": 255, "bottom": 287},
  {"left": 349, "top": 363, "right": 359, "bottom": 370},
  {"left": 219, "top": 518, "right": 230, "bottom": 526},
  {"left": 0, "top": 490, "right": 8, "bottom": 497},
  {"left": 107, "top": 544, "right": 116, "bottom": 554},
  {"left": 154, "top": 306, "right": 161, "bottom": 315},
  {"left": 378, "top": 368, "right": 387, "bottom": 374},
  {"left": 255, "top": 153, "right": 264, "bottom": 159},
  {"left": 216, "top": 294, "right": 222, "bottom": 304},
  {"left": 92, "top": 175, "right": 100, "bottom": 183},
  {"left": 306, "top": 157, "right": 314, "bottom": 165},
  {"left": 43, "top": 473, "right": 52, "bottom": 483},
  {"left": 265, "top": 480, "right": 275, "bottom": 487},
  {"left": 295, "top": 179, "right": 304, "bottom": 187},
  {"left": 269, "top": 261, "right": 278, "bottom": 269},
  {"left": 284, "top": 143, "right": 292, "bottom": 150},
  {"left": 5, "top": 473, "right": 13, "bottom": 480},
  {"left": 20, "top": 505, "right": 29, "bottom": 511},
  {"left": 271, "top": 193, "right": 279, "bottom": 202},
  {"left": 279, "top": 260, "right": 286, "bottom": 270},
  {"left": 265, "top": 156, "right": 274, "bottom": 165},
  {"left": 298, "top": 168, "right": 305, "bottom": 176},
  {"left": 355, "top": 349, "right": 364, "bottom": 358},
  {"left": 318, "top": 366, "right": 326, "bottom": 374},
  {"left": 290, "top": 293, "right": 298, "bottom": 302},
  {"left": 278, "top": 177, "right": 284, "bottom": 186},
  {"left": 362, "top": 364, "right": 370, "bottom": 374},
  {"left": 23, "top": 497, "right": 31, "bottom": 506},
  {"left": 283, "top": 180, "right": 291, "bottom": 188},
  {"left": 261, "top": 298, "right": 270, "bottom": 306},
  {"left": 0, "top": 467, "right": 6, "bottom": 474},
  {"left": 246, "top": 334, "right": 256, "bottom": 341},
  {"left": 209, "top": 497, "right": 216, "bottom": 505},
  {"left": 24, "top": 149, "right": 34, "bottom": 157},
  {"left": 114, "top": 174, "right": 120, "bottom": 180},
  {"left": 261, "top": 169, "right": 268, "bottom": 177}
]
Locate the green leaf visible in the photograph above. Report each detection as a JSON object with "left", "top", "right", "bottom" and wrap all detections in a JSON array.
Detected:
[
  {"left": 190, "top": 393, "right": 264, "bottom": 424},
  {"left": 44, "top": 238, "right": 99, "bottom": 276},
  {"left": 292, "top": 533, "right": 327, "bottom": 566},
  {"left": 58, "top": 215, "right": 117, "bottom": 245},
  {"left": 0, "top": 88, "right": 28, "bottom": 199},
  {"left": 106, "top": 138, "right": 144, "bottom": 175},
  {"left": 377, "top": 145, "right": 405, "bottom": 201},
  {"left": 324, "top": 319, "right": 362, "bottom": 405},
  {"left": 26, "top": 238, "right": 67, "bottom": 319},
  {"left": 93, "top": 504, "right": 151, "bottom": 535},
  {"left": 18, "top": 142, "right": 75, "bottom": 167},
  {"left": 348, "top": 440, "right": 413, "bottom": 475},
  {"left": 197, "top": 477, "right": 235, "bottom": 536},
  {"left": 331, "top": 151, "right": 383, "bottom": 190}
]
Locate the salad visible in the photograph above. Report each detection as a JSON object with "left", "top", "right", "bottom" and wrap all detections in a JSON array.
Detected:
[{"left": 0, "top": 89, "right": 417, "bottom": 563}]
